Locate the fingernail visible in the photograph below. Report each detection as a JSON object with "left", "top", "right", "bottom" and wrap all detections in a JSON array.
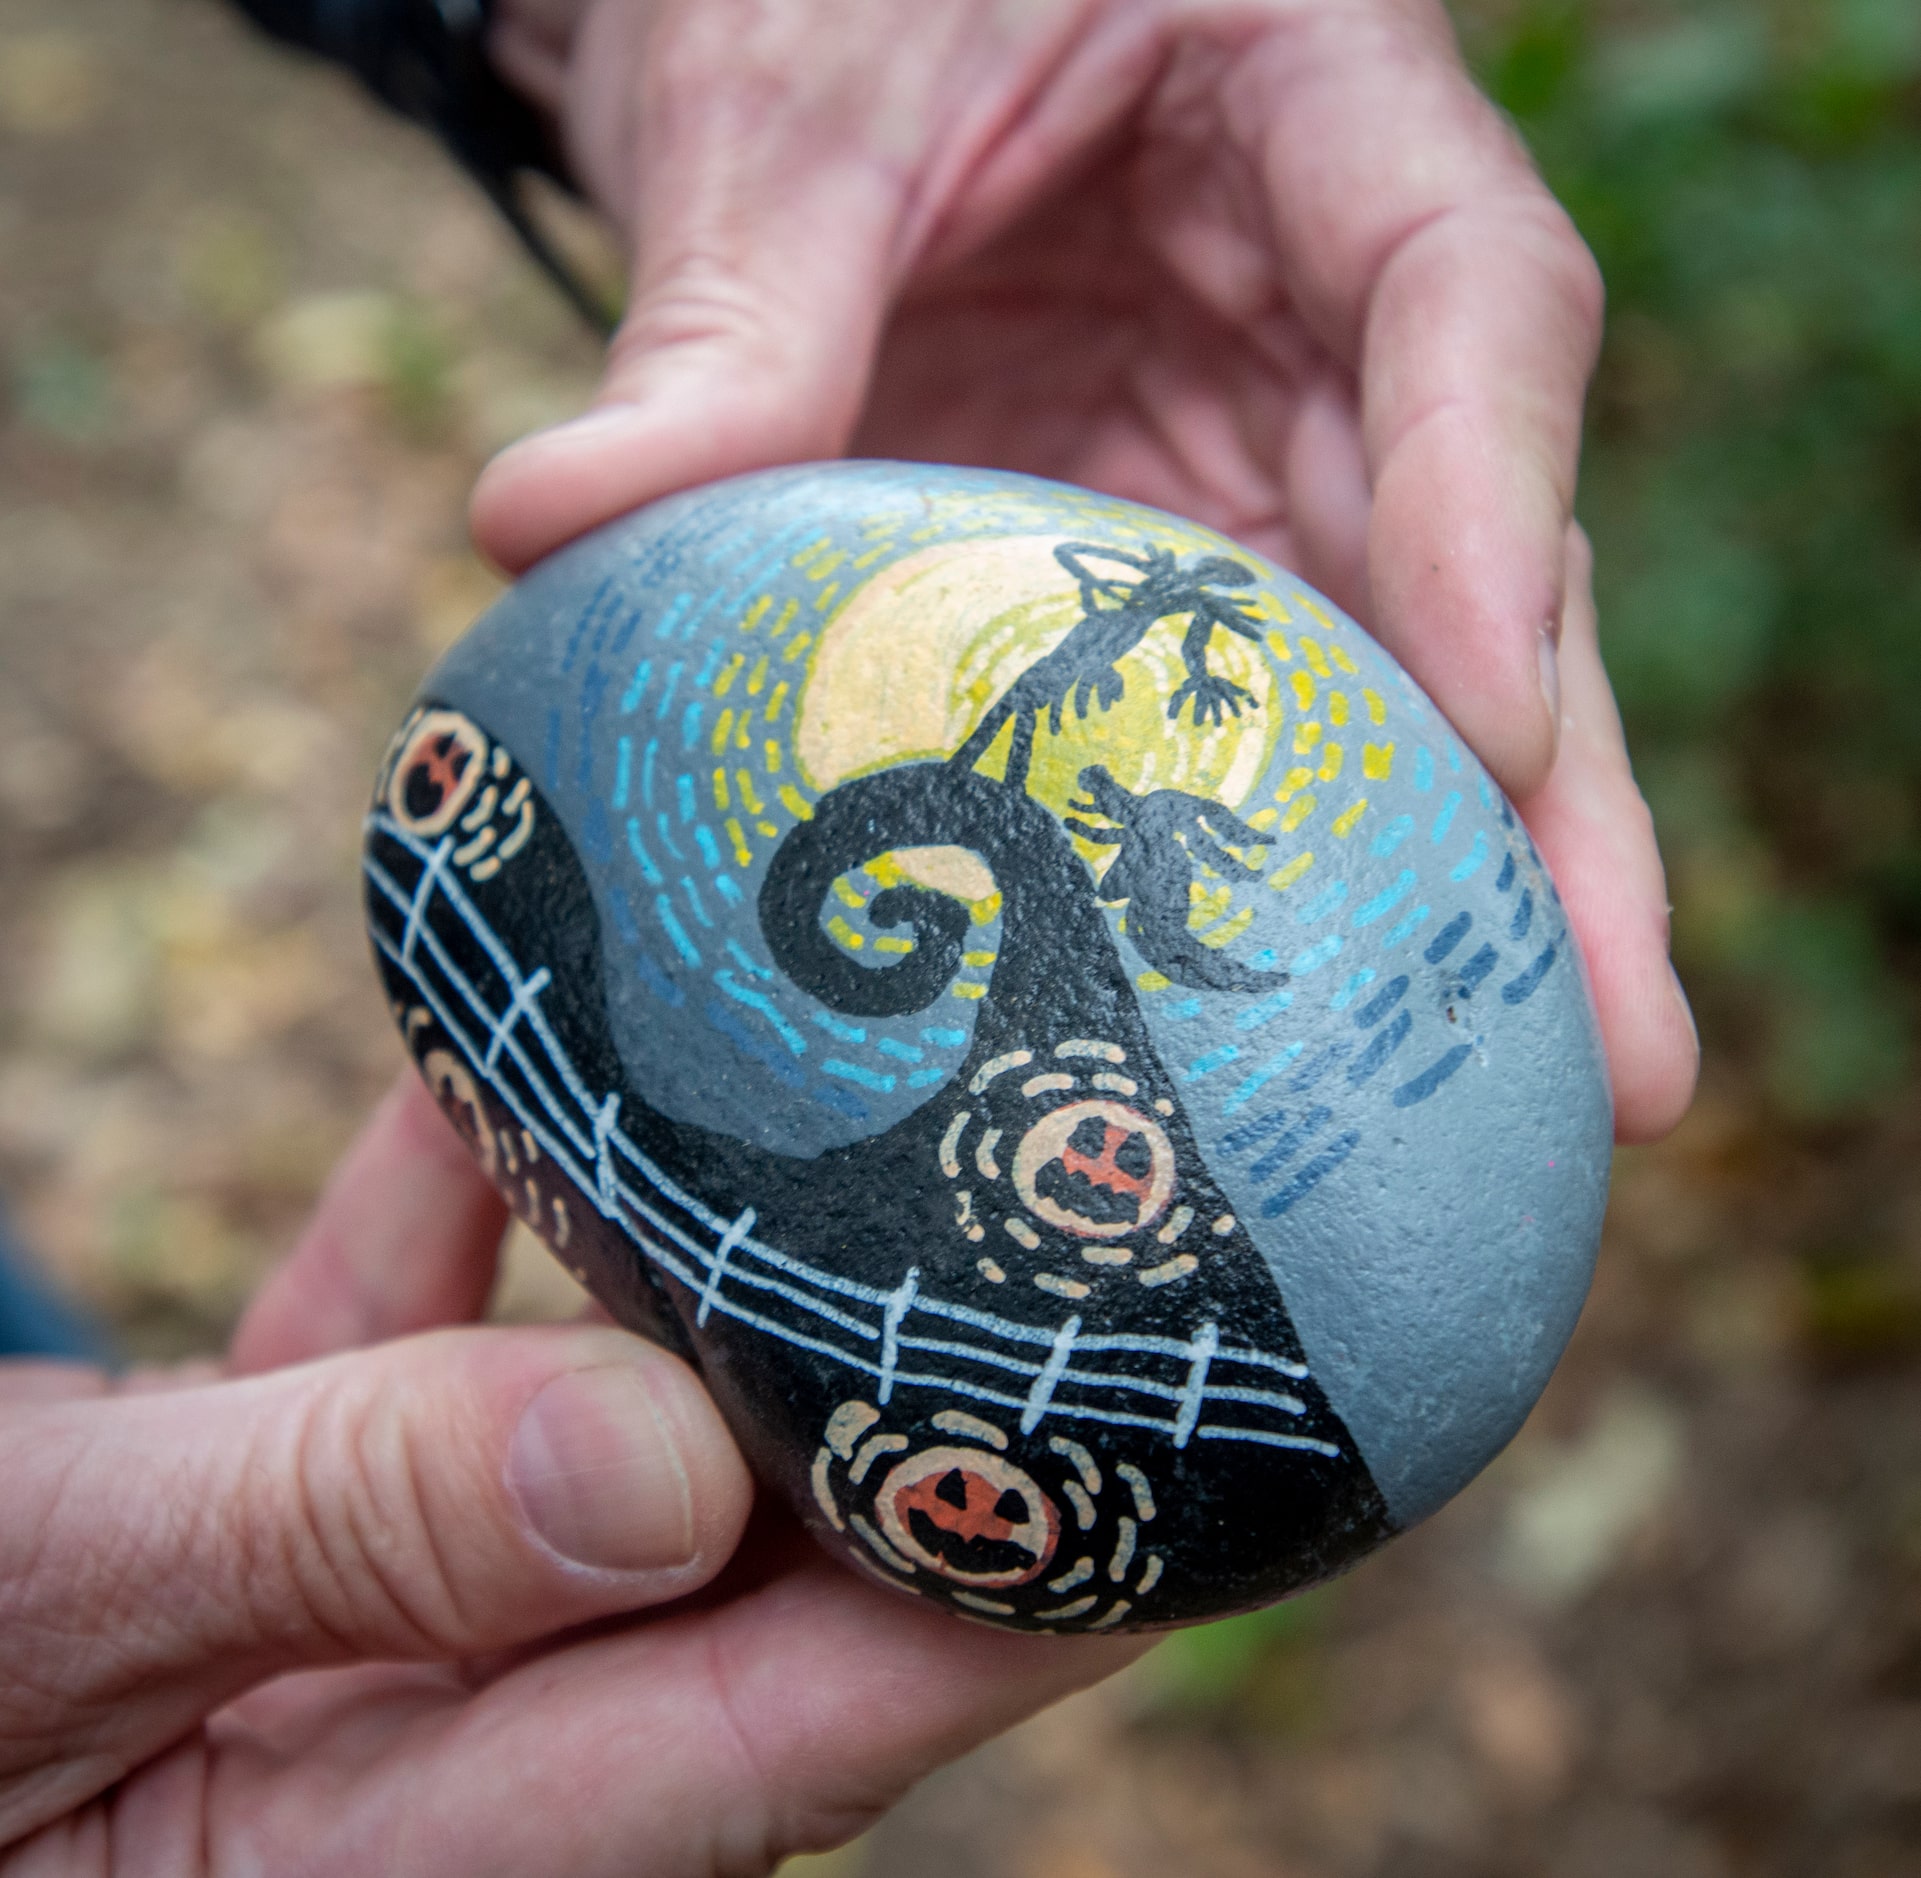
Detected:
[
  {"left": 508, "top": 1364, "right": 696, "bottom": 1573},
  {"left": 1538, "top": 626, "right": 1563, "bottom": 730}
]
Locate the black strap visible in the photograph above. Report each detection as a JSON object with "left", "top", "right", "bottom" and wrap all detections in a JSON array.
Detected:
[{"left": 231, "top": 0, "right": 617, "bottom": 334}]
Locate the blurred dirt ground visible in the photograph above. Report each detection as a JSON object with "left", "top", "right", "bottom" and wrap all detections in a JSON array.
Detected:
[{"left": 2, "top": 4, "right": 1918, "bottom": 1874}]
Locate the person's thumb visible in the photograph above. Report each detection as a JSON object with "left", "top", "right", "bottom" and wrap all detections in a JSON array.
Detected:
[
  {"left": 0, "top": 1325, "right": 750, "bottom": 1844},
  {"left": 468, "top": 21, "right": 907, "bottom": 572}
]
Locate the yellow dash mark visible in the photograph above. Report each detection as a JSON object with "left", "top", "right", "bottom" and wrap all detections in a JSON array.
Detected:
[
  {"left": 713, "top": 653, "right": 746, "bottom": 697},
  {"left": 1362, "top": 686, "right": 1387, "bottom": 726},
  {"left": 724, "top": 818, "right": 752, "bottom": 866},
  {"left": 756, "top": 820, "right": 778, "bottom": 837},
  {"left": 963, "top": 950, "right": 997, "bottom": 968},
  {"left": 970, "top": 892, "right": 1003, "bottom": 926},
  {"left": 734, "top": 713, "right": 751, "bottom": 750},
  {"left": 712, "top": 768, "right": 730, "bottom": 811},
  {"left": 910, "top": 524, "right": 942, "bottom": 540},
  {"left": 791, "top": 535, "right": 831, "bottom": 570},
  {"left": 827, "top": 915, "right": 864, "bottom": 950},
  {"left": 763, "top": 739, "right": 783, "bottom": 772},
  {"left": 782, "top": 632, "right": 813, "bottom": 663},
  {"left": 1362, "top": 741, "right": 1396, "bottom": 781},
  {"left": 814, "top": 582, "right": 840, "bottom": 612},
  {"left": 778, "top": 784, "right": 813, "bottom": 821},
  {"left": 764, "top": 681, "right": 791, "bottom": 721},
  {"left": 1328, "top": 691, "right": 1350, "bottom": 727},
  {"left": 768, "top": 598, "right": 799, "bottom": 638},
  {"left": 1035, "top": 1273, "right": 1091, "bottom": 1300},
  {"left": 875, "top": 935, "right": 914, "bottom": 954},
  {"left": 1265, "top": 630, "right": 1294, "bottom": 664},
  {"left": 1332, "top": 797, "right": 1369, "bottom": 838},
  {"left": 710, "top": 708, "right": 735, "bottom": 754},
  {"left": 1188, "top": 883, "right": 1233, "bottom": 928},
  {"left": 1298, "top": 634, "right": 1333, "bottom": 678},
  {"left": 1298, "top": 593, "right": 1337, "bottom": 632},
  {"left": 851, "top": 545, "right": 887, "bottom": 569},
  {"left": 832, "top": 877, "right": 867, "bottom": 909},
  {"left": 952, "top": 981, "right": 987, "bottom": 999},
  {"left": 740, "top": 594, "right": 772, "bottom": 633},
  {"left": 1280, "top": 794, "right": 1316, "bottom": 833},
  {"left": 1293, "top": 721, "right": 1323, "bottom": 754},
  {"left": 1330, "top": 642, "right": 1360, "bottom": 675},
  {"left": 1318, "top": 742, "right": 1345, "bottom": 782},
  {"left": 746, "top": 655, "right": 768, "bottom": 696},
  {"left": 1258, "top": 591, "right": 1293, "bottom": 625},
  {"left": 1199, "top": 906, "right": 1255, "bottom": 949},
  {"left": 735, "top": 770, "right": 765, "bottom": 816},
  {"left": 1136, "top": 970, "right": 1172, "bottom": 993},
  {"left": 1268, "top": 851, "right": 1315, "bottom": 891},
  {"left": 808, "top": 551, "right": 845, "bottom": 580},
  {"left": 1290, "top": 670, "right": 1316, "bottom": 711},
  {"left": 1275, "top": 765, "right": 1315, "bottom": 802},
  {"left": 1247, "top": 807, "right": 1279, "bottom": 831}
]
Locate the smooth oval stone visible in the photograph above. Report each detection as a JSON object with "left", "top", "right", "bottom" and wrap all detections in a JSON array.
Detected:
[{"left": 364, "top": 462, "right": 1610, "bottom": 1631}]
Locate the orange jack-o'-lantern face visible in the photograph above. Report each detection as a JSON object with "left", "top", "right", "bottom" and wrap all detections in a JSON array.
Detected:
[{"left": 874, "top": 1446, "right": 1061, "bottom": 1588}]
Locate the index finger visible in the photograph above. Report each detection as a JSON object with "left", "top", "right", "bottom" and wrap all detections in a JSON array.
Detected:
[{"left": 1233, "top": 0, "right": 1602, "bottom": 799}]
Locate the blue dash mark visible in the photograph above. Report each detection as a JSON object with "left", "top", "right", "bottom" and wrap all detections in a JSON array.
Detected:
[
  {"left": 609, "top": 886, "right": 640, "bottom": 944},
  {"left": 1395, "top": 1044, "right": 1473, "bottom": 1107},
  {"left": 1457, "top": 944, "right": 1500, "bottom": 994},
  {"left": 1236, "top": 989, "right": 1295, "bottom": 1032},
  {"left": 655, "top": 894, "right": 701, "bottom": 967},
  {"left": 725, "top": 938, "right": 773, "bottom": 980},
  {"left": 652, "top": 592, "right": 691, "bottom": 642},
  {"left": 922, "top": 1026, "right": 967, "bottom": 1047},
  {"left": 813, "top": 1011, "right": 866, "bottom": 1043},
  {"left": 607, "top": 601, "right": 643, "bottom": 659},
  {"left": 623, "top": 932, "right": 685, "bottom": 1008},
  {"left": 1383, "top": 904, "right": 1430, "bottom": 946},
  {"left": 694, "top": 640, "right": 724, "bottom": 689},
  {"left": 1445, "top": 739, "right": 1464, "bottom": 773},
  {"left": 680, "top": 701, "right": 703, "bottom": 750},
  {"left": 1412, "top": 746, "right": 1435, "bottom": 793},
  {"left": 714, "top": 970, "right": 807, "bottom": 1055},
  {"left": 1262, "top": 1131, "right": 1361, "bottom": 1218},
  {"left": 713, "top": 874, "right": 743, "bottom": 907},
  {"left": 1425, "top": 912, "right": 1471, "bottom": 963},
  {"left": 655, "top": 662, "right": 682, "bottom": 721},
  {"left": 1249, "top": 1106, "right": 1332, "bottom": 1182},
  {"left": 694, "top": 824, "right": 721, "bottom": 870},
  {"left": 1291, "top": 933, "right": 1342, "bottom": 975},
  {"left": 1185, "top": 1043, "right": 1241, "bottom": 1081},
  {"left": 1348, "top": 1010, "right": 1413, "bottom": 1084},
  {"left": 877, "top": 1037, "right": 924, "bottom": 1063},
  {"left": 1354, "top": 976, "right": 1410, "bottom": 1027},
  {"left": 641, "top": 737, "right": 658, "bottom": 807},
  {"left": 1501, "top": 943, "right": 1558, "bottom": 1004},
  {"left": 1495, "top": 852, "right": 1516, "bottom": 893},
  {"left": 1223, "top": 1044, "right": 1304, "bottom": 1115},
  {"left": 907, "top": 1067, "right": 947, "bottom": 1088},
  {"left": 680, "top": 877, "right": 714, "bottom": 928},
  {"left": 1431, "top": 791, "right": 1461, "bottom": 843},
  {"left": 1371, "top": 815, "right": 1414, "bottom": 858},
  {"left": 815, "top": 1081, "right": 869, "bottom": 1121},
  {"left": 1296, "top": 880, "right": 1348, "bottom": 925},
  {"left": 1163, "top": 998, "right": 1204, "bottom": 1022},
  {"left": 825, "top": 1058, "right": 897, "bottom": 1094},
  {"left": 1330, "top": 968, "right": 1377, "bottom": 1012},
  {"left": 676, "top": 773, "right": 696, "bottom": 825},
  {"left": 1221, "top": 1105, "right": 1297, "bottom": 1155},
  {"left": 655, "top": 812, "right": 682, "bottom": 860},
  {"left": 1449, "top": 830, "right": 1489, "bottom": 883},
  {"left": 575, "top": 667, "right": 609, "bottom": 789},
  {"left": 1249, "top": 949, "right": 1284, "bottom": 972},
  {"left": 581, "top": 799, "right": 612, "bottom": 864},
  {"left": 619, "top": 660, "right": 652, "bottom": 715},
  {"left": 1477, "top": 771, "right": 1495, "bottom": 810},
  {"left": 612, "top": 735, "right": 633, "bottom": 809},
  {"left": 1353, "top": 869, "right": 1417, "bottom": 928},
  {"left": 706, "top": 1001, "right": 803, "bottom": 1089},
  {"left": 624, "top": 818, "right": 663, "bottom": 886},
  {"left": 542, "top": 708, "right": 562, "bottom": 790},
  {"left": 1288, "top": 1040, "right": 1352, "bottom": 1092},
  {"left": 1510, "top": 889, "right": 1533, "bottom": 941}
]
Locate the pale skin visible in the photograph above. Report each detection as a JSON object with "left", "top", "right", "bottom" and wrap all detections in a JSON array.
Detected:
[{"left": 1, "top": 2, "right": 1698, "bottom": 1869}]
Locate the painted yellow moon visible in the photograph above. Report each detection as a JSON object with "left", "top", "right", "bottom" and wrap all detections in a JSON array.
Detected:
[{"left": 795, "top": 535, "right": 1281, "bottom": 901}]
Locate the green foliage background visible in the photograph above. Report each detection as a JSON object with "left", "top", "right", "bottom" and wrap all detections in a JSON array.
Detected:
[{"left": 1457, "top": 0, "right": 1921, "bottom": 1117}]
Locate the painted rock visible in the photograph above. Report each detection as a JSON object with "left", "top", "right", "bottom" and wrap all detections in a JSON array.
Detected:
[{"left": 364, "top": 462, "right": 1611, "bottom": 1632}]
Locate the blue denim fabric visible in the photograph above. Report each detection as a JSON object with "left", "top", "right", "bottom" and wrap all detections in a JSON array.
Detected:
[{"left": 0, "top": 1209, "right": 107, "bottom": 1362}]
